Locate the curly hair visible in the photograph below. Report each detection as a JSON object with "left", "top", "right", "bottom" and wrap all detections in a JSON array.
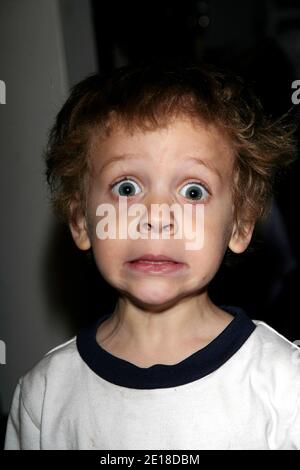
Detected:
[{"left": 44, "top": 62, "right": 298, "bottom": 240}]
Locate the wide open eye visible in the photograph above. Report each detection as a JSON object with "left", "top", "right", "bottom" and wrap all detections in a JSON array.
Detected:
[
  {"left": 111, "top": 178, "right": 142, "bottom": 197},
  {"left": 179, "top": 182, "right": 210, "bottom": 202}
]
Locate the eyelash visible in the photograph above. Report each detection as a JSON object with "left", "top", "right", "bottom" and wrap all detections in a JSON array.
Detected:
[
  {"left": 109, "top": 176, "right": 212, "bottom": 201},
  {"left": 109, "top": 177, "right": 132, "bottom": 189}
]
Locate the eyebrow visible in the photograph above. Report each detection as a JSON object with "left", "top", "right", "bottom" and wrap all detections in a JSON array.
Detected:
[
  {"left": 185, "top": 156, "right": 222, "bottom": 181},
  {"left": 98, "top": 154, "right": 221, "bottom": 180}
]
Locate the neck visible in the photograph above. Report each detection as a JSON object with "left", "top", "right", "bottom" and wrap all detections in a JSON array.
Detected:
[{"left": 97, "top": 292, "right": 232, "bottom": 351}]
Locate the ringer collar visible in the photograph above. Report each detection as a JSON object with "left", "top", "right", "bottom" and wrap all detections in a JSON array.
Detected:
[{"left": 76, "top": 305, "right": 256, "bottom": 389}]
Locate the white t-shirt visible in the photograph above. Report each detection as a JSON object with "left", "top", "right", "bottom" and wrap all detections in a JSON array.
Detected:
[{"left": 4, "top": 305, "right": 300, "bottom": 450}]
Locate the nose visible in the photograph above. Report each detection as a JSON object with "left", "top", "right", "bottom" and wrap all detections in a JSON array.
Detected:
[
  {"left": 137, "top": 194, "right": 178, "bottom": 237},
  {"left": 141, "top": 220, "right": 174, "bottom": 235}
]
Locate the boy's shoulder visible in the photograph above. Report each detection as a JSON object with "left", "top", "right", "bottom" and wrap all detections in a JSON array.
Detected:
[
  {"left": 23, "top": 333, "right": 79, "bottom": 381},
  {"left": 19, "top": 335, "right": 82, "bottom": 412},
  {"left": 248, "top": 317, "right": 300, "bottom": 387},
  {"left": 251, "top": 317, "right": 300, "bottom": 361}
]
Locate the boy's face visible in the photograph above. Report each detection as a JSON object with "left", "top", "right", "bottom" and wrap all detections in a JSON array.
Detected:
[{"left": 70, "top": 116, "right": 254, "bottom": 307}]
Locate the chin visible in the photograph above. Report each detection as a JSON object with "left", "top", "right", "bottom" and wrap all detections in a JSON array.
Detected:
[{"left": 127, "top": 284, "right": 182, "bottom": 310}]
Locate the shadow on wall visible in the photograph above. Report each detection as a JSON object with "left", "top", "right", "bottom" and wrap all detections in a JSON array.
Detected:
[
  {"left": 0, "top": 398, "right": 8, "bottom": 449},
  {"left": 41, "top": 220, "right": 118, "bottom": 335},
  {"left": 0, "top": 416, "right": 7, "bottom": 450}
]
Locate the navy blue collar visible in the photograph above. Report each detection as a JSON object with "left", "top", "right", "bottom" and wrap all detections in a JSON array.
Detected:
[{"left": 76, "top": 305, "right": 256, "bottom": 389}]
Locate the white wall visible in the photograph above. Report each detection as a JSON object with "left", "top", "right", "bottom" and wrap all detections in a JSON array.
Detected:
[{"left": 0, "top": 0, "right": 97, "bottom": 415}]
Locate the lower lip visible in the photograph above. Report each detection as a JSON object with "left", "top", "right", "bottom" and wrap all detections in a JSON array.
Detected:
[{"left": 126, "top": 260, "right": 185, "bottom": 274}]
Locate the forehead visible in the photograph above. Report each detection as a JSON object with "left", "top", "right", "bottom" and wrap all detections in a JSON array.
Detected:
[{"left": 89, "top": 116, "right": 235, "bottom": 178}]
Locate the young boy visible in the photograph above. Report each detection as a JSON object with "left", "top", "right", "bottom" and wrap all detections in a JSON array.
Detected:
[{"left": 4, "top": 62, "right": 300, "bottom": 450}]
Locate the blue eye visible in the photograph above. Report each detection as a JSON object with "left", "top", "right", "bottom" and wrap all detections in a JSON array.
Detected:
[
  {"left": 179, "top": 182, "right": 209, "bottom": 202},
  {"left": 111, "top": 178, "right": 142, "bottom": 197}
]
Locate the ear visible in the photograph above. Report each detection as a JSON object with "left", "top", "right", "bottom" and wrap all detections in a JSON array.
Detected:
[
  {"left": 228, "top": 220, "right": 255, "bottom": 254},
  {"left": 68, "top": 202, "right": 91, "bottom": 251}
]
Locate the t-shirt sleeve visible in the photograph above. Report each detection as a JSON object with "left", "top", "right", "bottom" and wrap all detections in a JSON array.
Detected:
[{"left": 4, "top": 377, "right": 40, "bottom": 450}]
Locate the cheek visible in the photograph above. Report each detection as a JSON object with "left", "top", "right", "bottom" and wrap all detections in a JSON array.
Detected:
[
  {"left": 203, "top": 195, "right": 233, "bottom": 235},
  {"left": 183, "top": 202, "right": 231, "bottom": 246},
  {"left": 91, "top": 238, "right": 124, "bottom": 278},
  {"left": 184, "top": 204, "right": 232, "bottom": 266}
]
